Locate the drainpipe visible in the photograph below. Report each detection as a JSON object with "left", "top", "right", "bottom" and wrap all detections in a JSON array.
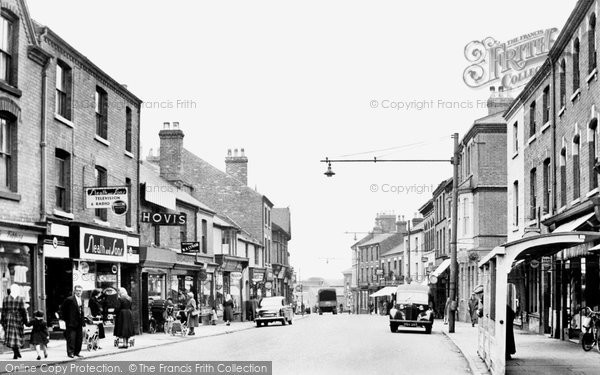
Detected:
[
  {"left": 549, "top": 54, "right": 560, "bottom": 339},
  {"left": 39, "top": 34, "right": 51, "bottom": 222}
]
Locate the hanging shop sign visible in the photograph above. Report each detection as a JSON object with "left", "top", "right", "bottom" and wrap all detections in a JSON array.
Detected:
[
  {"left": 230, "top": 271, "right": 243, "bottom": 282},
  {"left": 85, "top": 187, "right": 128, "bottom": 210},
  {"left": 265, "top": 281, "right": 273, "bottom": 290},
  {"left": 181, "top": 242, "right": 200, "bottom": 253},
  {"left": 251, "top": 270, "right": 265, "bottom": 283},
  {"left": 140, "top": 212, "right": 187, "bottom": 225}
]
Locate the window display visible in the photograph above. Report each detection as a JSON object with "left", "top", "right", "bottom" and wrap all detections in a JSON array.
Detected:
[{"left": 0, "top": 244, "right": 33, "bottom": 318}]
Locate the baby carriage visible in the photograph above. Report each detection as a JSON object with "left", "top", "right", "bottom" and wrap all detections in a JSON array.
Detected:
[
  {"left": 169, "top": 309, "right": 188, "bottom": 336},
  {"left": 113, "top": 337, "right": 135, "bottom": 348},
  {"left": 84, "top": 317, "right": 101, "bottom": 351},
  {"left": 149, "top": 299, "right": 170, "bottom": 334}
]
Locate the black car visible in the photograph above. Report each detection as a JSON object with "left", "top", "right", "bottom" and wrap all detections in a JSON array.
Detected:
[{"left": 389, "top": 284, "right": 434, "bottom": 334}]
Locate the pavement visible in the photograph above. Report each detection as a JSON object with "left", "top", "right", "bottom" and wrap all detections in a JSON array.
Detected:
[
  {"left": 0, "top": 314, "right": 311, "bottom": 364},
  {"left": 442, "top": 320, "right": 600, "bottom": 374}
]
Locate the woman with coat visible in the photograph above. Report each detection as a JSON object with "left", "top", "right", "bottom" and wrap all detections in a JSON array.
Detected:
[
  {"left": 506, "top": 304, "right": 516, "bottom": 359},
  {"left": 185, "top": 292, "right": 199, "bottom": 335},
  {"left": 89, "top": 289, "right": 105, "bottom": 341},
  {"left": 114, "top": 287, "right": 135, "bottom": 349},
  {"left": 1, "top": 284, "right": 27, "bottom": 359},
  {"left": 223, "top": 294, "right": 234, "bottom": 326},
  {"left": 468, "top": 294, "right": 480, "bottom": 327}
]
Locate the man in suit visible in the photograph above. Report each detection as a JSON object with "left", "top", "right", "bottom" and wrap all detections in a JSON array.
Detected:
[{"left": 61, "top": 285, "right": 84, "bottom": 358}]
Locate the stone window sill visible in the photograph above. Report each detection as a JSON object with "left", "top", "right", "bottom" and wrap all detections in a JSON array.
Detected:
[
  {"left": 0, "top": 81, "right": 22, "bottom": 98},
  {"left": 541, "top": 122, "right": 551, "bottom": 133},
  {"left": 53, "top": 208, "right": 74, "bottom": 220},
  {"left": 124, "top": 150, "right": 134, "bottom": 159},
  {"left": 571, "top": 89, "right": 581, "bottom": 103},
  {"left": 94, "top": 135, "right": 110, "bottom": 147},
  {"left": 587, "top": 68, "right": 598, "bottom": 84},
  {"left": 0, "top": 190, "right": 21, "bottom": 201},
  {"left": 54, "top": 113, "right": 74, "bottom": 128}
]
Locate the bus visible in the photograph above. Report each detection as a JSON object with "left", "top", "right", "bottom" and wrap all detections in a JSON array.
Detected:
[{"left": 318, "top": 288, "right": 338, "bottom": 315}]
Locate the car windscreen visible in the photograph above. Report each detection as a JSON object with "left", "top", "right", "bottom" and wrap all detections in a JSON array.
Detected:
[
  {"left": 259, "top": 298, "right": 282, "bottom": 307},
  {"left": 319, "top": 290, "right": 336, "bottom": 301},
  {"left": 395, "top": 291, "right": 428, "bottom": 305}
]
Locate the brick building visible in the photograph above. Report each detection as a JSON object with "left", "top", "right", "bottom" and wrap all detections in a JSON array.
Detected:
[
  {"left": 456, "top": 89, "right": 509, "bottom": 322},
  {"left": 0, "top": 0, "right": 143, "bottom": 336},
  {"left": 485, "top": 0, "right": 600, "bottom": 359}
]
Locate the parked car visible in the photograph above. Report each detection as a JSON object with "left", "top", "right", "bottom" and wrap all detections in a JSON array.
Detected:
[
  {"left": 255, "top": 296, "right": 293, "bottom": 327},
  {"left": 389, "top": 284, "right": 434, "bottom": 334}
]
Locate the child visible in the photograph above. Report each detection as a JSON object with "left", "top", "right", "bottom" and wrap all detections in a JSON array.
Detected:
[{"left": 27, "top": 310, "right": 49, "bottom": 360}]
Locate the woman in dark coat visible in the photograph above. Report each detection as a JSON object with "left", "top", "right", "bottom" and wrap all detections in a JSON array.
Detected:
[
  {"left": 1, "top": 284, "right": 27, "bottom": 359},
  {"left": 114, "top": 287, "right": 135, "bottom": 348},
  {"left": 506, "top": 304, "right": 516, "bottom": 359},
  {"left": 89, "top": 289, "right": 105, "bottom": 339},
  {"left": 223, "top": 294, "right": 234, "bottom": 326}
]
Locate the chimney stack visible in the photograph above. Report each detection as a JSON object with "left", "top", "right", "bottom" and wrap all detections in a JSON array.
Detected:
[
  {"left": 225, "top": 147, "right": 249, "bottom": 185},
  {"left": 159, "top": 121, "right": 185, "bottom": 183},
  {"left": 486, "top": 85, "right": 513, "bottom": 115}
]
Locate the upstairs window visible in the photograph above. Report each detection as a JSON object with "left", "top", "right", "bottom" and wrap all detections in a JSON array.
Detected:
[
  {"left": 560, "top": 59, "right": 566, "bottom": 108},
  {"left": 55, "top": 149, "right": 71, "bottom": 212},
  {"left": 94, "top": 166, "right": 107, "bottom": 221},
  {"left": 543, "top": 86, "right": 550, "bottom": 124},
  {"left": 590, "top": 120, "right": 599, "bottom": 190},
  {"left": 125, "top": 177, "right": 132, "bottom": 227},
  {"left": 0, "top": 13, "right": 16, "bottom": 86},
  {"left": 125, "top": 107, "right": 132, "bottom": 152},
  {"left": 56, "top": 61, "right": 72, "bottom": 120},
  {"left": 573, "top": 135, "right": 581, "bottom": 199},
  {"left": 95, "top": 87, "right": 108, "bottom": 140},
  {"left": 513, "top": 122, "right": 519, "bottom": 153},
  {"left": 530, "top": 168, "right": 537, "bottom": 220},
  {"left": 560, "top": 148, "right": 567, "bottom": 207},
  {"left": 543, "top": 159, "right": 551, "bottom": 214},
  {"left": 513, "top": 181, "right": 519, "bottom": 226},
  {"left": 0, "top": 115, "right": 16, "bottom": 191},
  {"left": 590, "top": 13, "right": 597, "bottom": 73},
  {"left": 574, "top": 38, "right": 581, "bottom": 91},
  {"left": 529, "top": 100, "right": 536, "bottom": 137}
]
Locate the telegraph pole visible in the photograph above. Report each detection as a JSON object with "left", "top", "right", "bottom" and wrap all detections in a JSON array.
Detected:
[{"left": 449, "top": 133, "right": 460, "bottom": 333}]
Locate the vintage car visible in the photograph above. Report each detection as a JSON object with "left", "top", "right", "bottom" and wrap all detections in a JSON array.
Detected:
[
  {"left": 389, "top": 284, "right": 434, "bottom": 334},
  {"left": 255, "top": 296, "right": 294, "bottom": 327}
]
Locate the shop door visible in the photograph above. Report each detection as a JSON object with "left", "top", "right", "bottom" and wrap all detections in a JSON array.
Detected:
[{"left": 45, "top": 258, "right": 72, "bottom": 325}]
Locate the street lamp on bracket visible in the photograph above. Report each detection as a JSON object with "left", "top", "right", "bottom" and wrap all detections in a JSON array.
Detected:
[{"left": 321, "top": 133, "right": 462, "bottom": 333}]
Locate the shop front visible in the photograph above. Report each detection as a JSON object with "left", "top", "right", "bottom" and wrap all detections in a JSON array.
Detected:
[
  {"left": 139, "top": 246, "right": 176, "bottom": 332},
  {"left": 215, "top": 254, "right": 248, "bottom": 321},
  {"left": 69, "top": 224, "right": 141, "bottom": 331},
  {"left": 43, "top": 221, "right": 71, "bottom": 327},
  {"left": 0, "top": 223, "right": 43, "bottom": 319}
]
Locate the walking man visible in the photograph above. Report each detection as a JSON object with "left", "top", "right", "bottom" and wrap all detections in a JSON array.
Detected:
[{"left": 61, "top": 285, "right": 84, "bottom": 358}]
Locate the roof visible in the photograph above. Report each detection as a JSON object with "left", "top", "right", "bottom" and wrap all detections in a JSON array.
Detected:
[
  {"left": 382, "top": 242, "right": 403, "bottom": 256},
  {"left": 358, "top": 233, "right": 396, "bottom": 247},
  {"left": 213, "top": 214, "right": 239, "bottom": 229},
  {"left": 140, "top": 162, "right": 215, "bottom": 213},
  {"left": 473, "top": 111, "right": 507, "bottom": 125},
  {"left": 272, "top": 207, "right": 291, "bottom": 238}
]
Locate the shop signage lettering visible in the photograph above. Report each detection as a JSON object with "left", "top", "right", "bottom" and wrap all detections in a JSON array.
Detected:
[
  {"left": 181, "top": 242, "right": 200, "bottom": 253},
  {"left": 83, "top": 234, "right": 125, "bottom": 256},
  {"left": 252, "top": 271, "right": 264, "bottom": 282},
  {"left": 0, "top": 230, "right": 37, "bottom": 244},
  {"left": 230, "top": 271, "right": 243, "bottom": 281},
  {"left": 85, "top": 187, "right": 128, "bottom": 209},
  {"left": 140, "top": 212, "right": 187, "bottom": 225}
]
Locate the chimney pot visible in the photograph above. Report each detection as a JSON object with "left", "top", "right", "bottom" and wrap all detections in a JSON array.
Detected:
[
  {"left": 234, "top": 149, "right": 238, "bottom": 157},
  {"left": 227, "top": 149, "right": 232, "bottom": 156},
  {"left": 163, "top": 122, "right": 170, "bottom": 129},
  {"left": 173, "top": 122, "right": 180, "bottom": 129},
  {"left": 241, "top": 148, "right": 245, "bottom": 156}
]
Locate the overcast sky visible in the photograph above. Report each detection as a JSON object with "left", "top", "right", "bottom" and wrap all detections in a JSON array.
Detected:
[{"left": 27, "top": 0, "right": 578, "bottom": 280}]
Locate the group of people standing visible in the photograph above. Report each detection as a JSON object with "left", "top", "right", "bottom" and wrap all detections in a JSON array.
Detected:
[{"left": 1, "top": 284, "right": 136, "bottom": 359}]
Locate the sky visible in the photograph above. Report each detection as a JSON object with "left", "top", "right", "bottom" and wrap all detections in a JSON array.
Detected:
[{"left": 26, "top": 0, "right": 578, "bottom": 280}]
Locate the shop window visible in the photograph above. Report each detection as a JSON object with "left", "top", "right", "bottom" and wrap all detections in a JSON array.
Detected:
[
  {"left": 0, "top": 244, "right": 32, "bottom": 319},
  {"left": 147, "top": 274, "right": 166, "bottom": 300}
]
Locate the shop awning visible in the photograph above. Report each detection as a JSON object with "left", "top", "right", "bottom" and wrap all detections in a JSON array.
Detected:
[
  {"left": 589, "top": 243, "right": 600, "bottom": 252},
  {"left": 369, "top": 286, "right": 397, "bottom": 298},
  {"left": 553, "top": 212, "right": 595, "bottom": 233},
  {"left": 431, "top": 259, "right": 451, "bottom": 277}
]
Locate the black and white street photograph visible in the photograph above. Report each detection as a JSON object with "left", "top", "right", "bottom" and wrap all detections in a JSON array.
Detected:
[{"left": 2, "top": 0, "right": 600, "bottom": 374}]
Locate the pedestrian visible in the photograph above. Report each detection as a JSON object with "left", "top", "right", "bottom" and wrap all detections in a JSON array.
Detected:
[
  {"left": 506, "top": 304, "right": 516, "bottom": 360},
  {"left": 61, "top": 285, "right": 84, "bottom": 358},
  {"left": 114, "top": 287, "right": 135, "bottom": 349},
  {"left": 383, "top": 300, "right": 388, "bottom": 316},
  {"left": 26, "top": 310, "right": 49, "bottom": 360},
  {"left": 1, "top": 284, "right": 27, "bottom": 359},
  {"left": 186, "top": 292, "right": 199, "bottom": 335},
  {"left": 468, "top": 294, "right": 479, "bottom": 327},
  {"left": 339, "top": 303, "right": 343, "bottom": 314},
  {"left": 223, "top": 294, "right": 234, "bottom": 326},
  {"left": 369, "top": 301, "right": 374, "bottom": 314},
  {"left": 88, "top": 289, "right": 105, "bottom": 342},
  {"left": 444, "top": 297, "right": 452, "bottom": 325}
]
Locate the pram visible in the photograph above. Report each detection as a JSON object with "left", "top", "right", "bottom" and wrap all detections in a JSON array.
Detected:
[
  {"left": 84, "top": 317, "right": 101, "bottom": 351},
  {"left": 169, "top": 309, "right": 188, "bottom": 336},
  {"left": 149, "top": 299, "right": 172, "bottom": 334},
  {"left": 113, "top": 336, "right": 135, "bottom": 348}
]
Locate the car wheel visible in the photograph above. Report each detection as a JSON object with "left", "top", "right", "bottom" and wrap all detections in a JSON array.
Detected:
[
  {"left": 319, "top": 312, "right": 323, "bottom": 315},
  {"left": 390, "top": 324, "right": 398, "bottom": 333},
  {"left": 425, "top": 325, "right": 432, "bottom": 334},
  {"left": 256, "top": 321, "right": 261, "bottom": 328},
  {"left": 288, "top": 318, "right": 293, "bottom": 325},
  {"left": 282, "top": 318, "right": 287, "bottom": 326},
  {"left": 333, "top": 311, "right": 337, "bottom": 315}
]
